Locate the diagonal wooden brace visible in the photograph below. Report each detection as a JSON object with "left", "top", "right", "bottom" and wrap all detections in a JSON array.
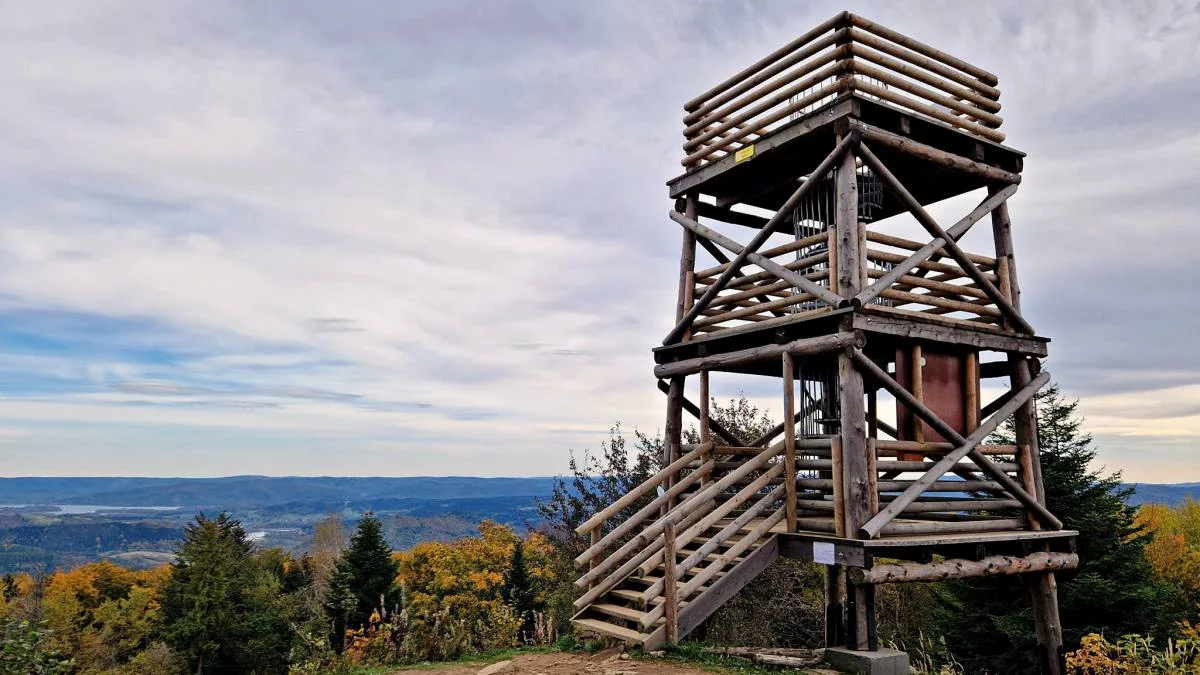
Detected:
[
  {"left": 856, "top": 143, "right": 1035, "bottom": 335},
  {"left": 670, "top": 211, "right": 844, "bottom": 309},
  {"left": 656, "top": 379, "right": 745, "bottom": 446},
  {"left": 662, "top": 132, "right": 858, "bottom": 345},
  {"left": 850, "top": 348, "right": 1058, "bottom": 538},
  {"left": 854, "top": 184, "right": 1018, "bottom": 307}
]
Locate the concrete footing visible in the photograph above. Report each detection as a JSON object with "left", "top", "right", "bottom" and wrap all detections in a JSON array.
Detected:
[{"left": 824, "top": 646, "right": 910, "bottom": 675}]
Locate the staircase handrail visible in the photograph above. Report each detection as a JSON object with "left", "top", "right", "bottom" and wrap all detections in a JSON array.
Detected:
[
  {"left": 575, "top": 441, "right": 713, "bottom": 537},
  {"left": 573, "top": 441, "right": 782, "bottom": 594}
]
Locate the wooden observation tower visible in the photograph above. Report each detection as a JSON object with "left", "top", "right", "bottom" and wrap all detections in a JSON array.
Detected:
[{"left": 573, "top": 12, "right": 1078, "bottom": 674}]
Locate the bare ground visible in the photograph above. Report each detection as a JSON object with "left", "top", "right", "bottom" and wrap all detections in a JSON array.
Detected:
[{"left": 389, "top": 647, "right": 840, "bottom": 674}]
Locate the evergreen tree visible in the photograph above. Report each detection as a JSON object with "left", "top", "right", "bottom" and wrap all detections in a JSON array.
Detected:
[
  {"left": 325, "top": 512, "right": 399, "bottom": 651},
  {"left": 502, "top": 540, "right": 537, "bottom": 642},
  {"left": 934, "top": 383, "right": 1182, "bottom": 673},
  {"left": 161, "top": 512, "right": 291, "bottom": 674}
]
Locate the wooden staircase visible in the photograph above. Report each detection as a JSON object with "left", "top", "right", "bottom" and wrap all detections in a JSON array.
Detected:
[{"left": 571, "top": 441, "right": 789, "bottom": 650}]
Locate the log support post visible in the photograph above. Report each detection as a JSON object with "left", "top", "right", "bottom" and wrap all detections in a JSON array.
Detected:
[
  {"left": 990, "top": 185, "right": 1062, "bottom": 673},
  {"left": 663, "top": 521, "right": 679, "bottom": 645},
  {"left": 699, "top": 370, "right": 712, "bottom": 487},
  {"left": 783, "top": 352, "right": 798, "bottom": 532},
  {"left": 825, "top": 565, "right": 845, "bottom": 649},
  {"left": 834, "top": 133, "right": 876, "bottom": 650},
  {"left": 664, "top": 375, "right": 685, "bottom": 516}
]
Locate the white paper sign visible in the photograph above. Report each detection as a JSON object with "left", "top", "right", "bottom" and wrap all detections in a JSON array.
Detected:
[{"left": 812, "top": 542, "right": 837, "bottom": 565}]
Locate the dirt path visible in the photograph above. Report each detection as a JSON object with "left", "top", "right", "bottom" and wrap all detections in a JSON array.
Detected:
[
  {"left": 389, "top": 648, "right": 839, "bottom": 674},
  {"left": 391, "top": 649, "right": 703, "bottom": 674}
]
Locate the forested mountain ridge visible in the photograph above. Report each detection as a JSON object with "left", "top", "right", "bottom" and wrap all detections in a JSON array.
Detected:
[
  {"left": 0, "top": 475, "right": 559, "bottom": 507},
  {"left": 0, "top": 476, "right": 559, "bottom": 574}
]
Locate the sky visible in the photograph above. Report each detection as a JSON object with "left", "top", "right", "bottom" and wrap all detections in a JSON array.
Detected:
[{"left": 0, "top": 0, "right": 1198, "bottom": 481}]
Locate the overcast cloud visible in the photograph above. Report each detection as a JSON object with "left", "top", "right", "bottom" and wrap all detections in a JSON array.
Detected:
[{"left": 0, "top": 0, "right": 1197, "bottom": 481}]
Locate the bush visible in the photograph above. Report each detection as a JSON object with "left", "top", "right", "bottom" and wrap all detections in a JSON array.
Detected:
[
  {"left": 697, "top": 558, "right": 824, "bottom": 647},
  {"left": 117, "top": 641, "right": 185, "bottom": 675},
  {"left": 1066, "top": 632, "right": 1200, "bottom": 674},
  {"left": 0, "top": 619, "right": 73, "bottom": 675}
]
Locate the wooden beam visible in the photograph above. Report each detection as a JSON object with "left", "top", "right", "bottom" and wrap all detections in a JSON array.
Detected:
[
  {"left": 850, "top": 552, "right": 1079, "bottom": 585},
  {"left": 839, "top": 347, "right": 870, "bottom": 536},
  {"left": 663, "top": 133, "right": 856, "bottom": 344},
  {"left": 854, "top": 122, "right": 1019, "bottom": 184},
  {"left": 835, "top": 140, "right": 862, "bottom": 298},
  {"left": 825, "top": 564, "right": 845, "bottom": 648},
  {"left": 696, "top": 236, "right": 731, "bottom": 265},
  {"left": 852, "top": 349, "right": 1057, "bottom": 537},
  {"left": 694, "top": 201, "right": 771, "bottom": 231},
  {"left": 852, "top": 310, "right": 1047, "bottom": 356},
  {"left": 664, "top": 375, "right": 685, "bottom": 499},
  {"left": 654, "top": 332, "right": 861, "bottom": 378},
  {"left": 1031, "top": 572, "right": 1065, "bottom": 675},
  {"left": 857, "top": 143, "right": 1034, "bottom": 334}
]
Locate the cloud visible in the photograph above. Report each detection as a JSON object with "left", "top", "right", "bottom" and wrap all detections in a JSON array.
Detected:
[{"left": 0, "top": 1, "right": 1195, "bottom": 480}]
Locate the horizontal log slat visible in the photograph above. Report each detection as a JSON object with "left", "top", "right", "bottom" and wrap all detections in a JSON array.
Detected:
[
  {"left": 865, "top": 231, "right": 996, "bottom": 267},
  {"left": 685, "top": 78, "right": 852, "bottom": 165},
  {"left": 845, "top": 21, "right": 999, "bottom": 92},
  {"left": 847, "top": 42, "right": 1000, "bottom": 112},
  {"left": 854, "top": 80, "right": 1005, "bottom": 142},
  {"left": 851, "top": 552, "right": 1080, "bottom": 585},
  {"left": 851, "top": 61, "right": 1002, "bottom": 128},
  {"left": 684, "top": 12, "right": 850, "bottom": 113},
  {"left": 686, "top": 43, "right": 852, "bottom": 137},
  {"left": 654, "top": 332, "right": 861, "bottom": 378},
  {"left": 854, "top": 123, "right": 1020, "bottom": 184},
  {"left": 695, "top": 233, "right": 830, "bottom": 279}
]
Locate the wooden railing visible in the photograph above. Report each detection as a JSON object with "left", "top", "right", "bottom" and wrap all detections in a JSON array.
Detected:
[
  {"left": 690, "top": 231, "right": 833, "bottom": 335},
  {"left": 794, "top": 439, "right": 1029, "bottom": 537},
  {"left": 690, "top": 224, "right": 1006, "bottom": 334},
  {"left": 681, "top": 12, "right": 1003, "bottom": 168},
  {"left": 862, "top": 229, "right": 1004, "bottom": 329}
]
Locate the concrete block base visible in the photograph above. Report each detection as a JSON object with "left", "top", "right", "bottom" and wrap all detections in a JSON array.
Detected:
[{"left": 824, "top": 646, "right": 910, "bottom": 675}]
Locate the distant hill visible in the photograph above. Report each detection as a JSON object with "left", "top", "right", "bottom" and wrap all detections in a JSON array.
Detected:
[
  {"left": 0, "top": 476, "right": 560, "bottom": 509},
  {"left": 1126, "top": 483, "right": 1200, "bottom": 506},
  {"left": 0, "top": 476, "right": 561, "bottom": 574}
]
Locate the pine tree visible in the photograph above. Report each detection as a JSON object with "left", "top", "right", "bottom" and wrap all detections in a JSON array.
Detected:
[
  {"left": 161, "top": 512, "right": 291, "bottom": 674},
  {"left": 934, "top": 383, "right": 1182, "bottom": 673},
  {"left": 325, "top": 512, "right": 399, "bottom": 650},
  {"left": 502, "top": 540, "right": 538, "bottom": 642}
]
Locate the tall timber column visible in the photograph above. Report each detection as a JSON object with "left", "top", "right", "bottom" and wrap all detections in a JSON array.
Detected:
[
  {"left": 834, "top": 134, "right": 875, "bottom": 650},
  {"left": 663, "top": 193, "right": 698, "bottom": 498},
  {"left": 990, "top": 184, "right": 1063, "bottom": 675}
]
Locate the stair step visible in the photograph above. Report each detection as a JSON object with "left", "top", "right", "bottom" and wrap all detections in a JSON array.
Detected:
[
  {"left": 573, "top": 617, "right": 648, "bottom": 643},
  {"left": 592, "top": 603, "right": 645, "bottom": 622},
  {"left": 609, "top": 588, "right": 689, "bottom": 607},
  {"left": 632, "top": 568, "right": 728, "bottom": 588}
]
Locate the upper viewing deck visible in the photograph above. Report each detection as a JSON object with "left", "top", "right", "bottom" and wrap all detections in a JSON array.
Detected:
[{"left": 668, "top": 12, "right": 1025, "bottom": 217}]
